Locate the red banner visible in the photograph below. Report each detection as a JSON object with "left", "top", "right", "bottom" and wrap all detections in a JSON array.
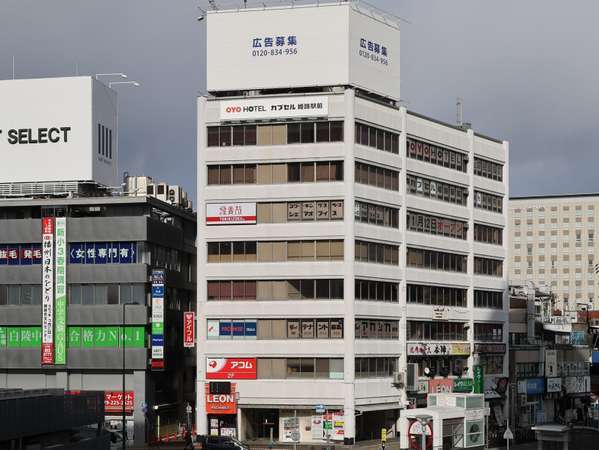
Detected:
[
  {"left": 207, "top": 358, "right": 257, "bottom": 379},
  {"left": 183, "top": 312, "right": 195, "bottom": 348},
  {"left": 104, "top": 391, "right": 134, "bottom": 414}
]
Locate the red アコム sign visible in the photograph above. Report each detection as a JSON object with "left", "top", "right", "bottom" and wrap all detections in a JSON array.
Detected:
[{"left": 206, "top": 358, "right": 257, "bottom": 379}]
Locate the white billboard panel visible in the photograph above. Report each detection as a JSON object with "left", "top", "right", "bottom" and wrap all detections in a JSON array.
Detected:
[
  {"left": 0, "top": 76, "right": 117, "bottom": 186},
  {"left": 206, "top": 203, "right": 257, "bottom": 225},
  {"left": 219, "top": 96, "right": 328, "bottom": 121},
  {"left": 207, "top": 3, "right": 400, "bottom": 100}
]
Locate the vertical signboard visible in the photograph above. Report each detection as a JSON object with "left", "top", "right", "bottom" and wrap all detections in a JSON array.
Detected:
[
  {"left": 54, "top": 217, "right": 67, "bottom": 365},
  {"left": 183, "top": 312, "right": 195, "bottom": 348},
  {"left": 151, "top": 269, "right": 165, "bottom": 369},
  {"left": 41, "top": 217, "right": 54, "bottom": 365},
  {"left": 473, "top": 365, "right": 484, "bottom": 394}
]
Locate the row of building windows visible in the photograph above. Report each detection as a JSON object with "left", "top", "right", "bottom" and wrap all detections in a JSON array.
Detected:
[
  {"left": 407, "top": 211, "right": 468, "bottom": 240},
  {"left": 355, "top": 357, "right": 398, "bottom": 378},
  {"left": 209, "top": 318, "right": 344, "bottom": 339},
  {"left": 256, "top": 200, "right": 344, "bottom": 223},
  {"left": 207, "top": 161, "right": 344, "bottom": 185},
  {"left": 406, "top": 137, "right": 468, "bottom": 173},
  {"left": 207, "top": 279, "right": 343, "bottom": 301},
  {"left": 207, "top": 240, "right": 344, "bottom": 263},
  {"left": 407, "top": 247, "right": 467, "bottom": 273},
  {"left": 474, "top": 290, "right": 503, "bottom": 309},
  {"left": 207, "top": 121, "right": 344, "bottom": 147},
  {"left": 474, "top": 157, "right": 503, "bottom": 181},
  {"left": 474, "top": 190, "right": 503, "bottom": 213},
  {"left": 354, "top": 122, "right": 399, "bottom": 154},
  {"left": 355, "top": 319, "right": 399, "bottom": 339},
  {"left": 355, "top": 240, "right": 399, "bottom": 265},
  {"left": 355, "top": 161, "right": 399, "bottom": 191},
  {"left": 407, "top": 320, "right": 468, "bottom": 341},
  {"left": 474, "top": 323, "right": 503, "bottom": 342},
  {"left": 355, "top": 279, "right": 399, "bottom": 303},
  {"left": 474, "top": 257, "right": 503, "bottom": 277},
  {"left": 257, "top": 358, "right": 344, "bottom": 379},
  {"left": 474, "top": 223, "right": 503, "bottom": 246},
  {"left": 406, "top": 174, "right": 468, "bottom": 206},
  {"left": 479, "top": 355, "right": 504, "bottom": 375},
  {"left": 407, "top": 284, "right": 467, "bottom": 307},
  {"left": 354, "top": 201, "right": 399, "bottom": 228},
  {"left": 0, "top": 284, "right": 146, "bottom": 306}
]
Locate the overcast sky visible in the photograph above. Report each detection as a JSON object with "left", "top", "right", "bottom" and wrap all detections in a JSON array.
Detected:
[{"left": 2, "top": 0, "right": 598, "bottom": 201}]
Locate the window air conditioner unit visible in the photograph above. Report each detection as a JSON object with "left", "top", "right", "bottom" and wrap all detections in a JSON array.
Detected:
[{"left": 392, "top": 371, "right": 404, "bottom": 387}]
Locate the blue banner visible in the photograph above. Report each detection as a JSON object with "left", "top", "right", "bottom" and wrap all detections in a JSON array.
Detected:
[
  {"left": 245, "top": 321, "right": 257, "bottom": 337},
  {"left": 69, "top": 242, "right": 137, "bottom": 264},
  {"left": 151, "top": 335, "right": 164, "bottom": 346},
  {"left": 525, "top": 378, "right": 545, "bottom": 395}
]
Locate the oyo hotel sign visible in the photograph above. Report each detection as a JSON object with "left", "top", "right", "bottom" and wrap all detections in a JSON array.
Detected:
[{"left": 219, "top": 96, "right": 328, "bottom": 121}]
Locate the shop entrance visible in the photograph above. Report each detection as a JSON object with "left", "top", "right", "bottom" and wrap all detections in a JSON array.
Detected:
[{"left": 243, "top": 409, "right": 279, "bottom": 441}]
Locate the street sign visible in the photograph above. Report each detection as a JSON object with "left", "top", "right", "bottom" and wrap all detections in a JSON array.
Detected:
[
  {"left": 186, "top": 403, "right": 193, "bottom": 415},
  {"left": 315, "top": 404, "right": 326, "bottom": 414},
  {"left": 503, "top": 427, "right": 514, "bottom": 440},
  {"left": 381, "top": 428, "right": 387, "bottom": 442}
]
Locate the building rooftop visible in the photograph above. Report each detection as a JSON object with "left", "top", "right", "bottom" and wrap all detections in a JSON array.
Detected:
[{"left": 510, "top": 192, "right": 599, "bottom": 201}]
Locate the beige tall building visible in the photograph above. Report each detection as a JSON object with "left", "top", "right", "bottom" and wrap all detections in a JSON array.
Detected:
[{"left": 509, "top": 194, "right": 599, "bottom": 313}]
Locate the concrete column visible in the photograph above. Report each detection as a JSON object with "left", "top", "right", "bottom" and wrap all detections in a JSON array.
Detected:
[
  {"left": 398, "top": 105, "right": 408, "bottom": 409},
  {"left": 56, "top": 370, "right": 68, "bottom": 389},
  {"left": 342, "top": 88, "right": 356, "bottom": 444},
  {"left": 237, "top": 407, "right": 243, "bottom": 439},
  {"left": 466, "top": 128, "right": 476, "bottom": 378},
  {"left": 196, "top": 96, "right": 209, "bottom": 437}
]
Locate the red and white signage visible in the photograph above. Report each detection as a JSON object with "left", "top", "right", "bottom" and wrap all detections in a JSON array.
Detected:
[
  {"left": 408, "top": 420, "right": 433, "bottom": 449},
  {"left": 205, "top": 383, "right": 237, "bottom": 415},
  {"left": 104, "top": 391, "right": 134, "bottom": 414},
  {"left": 41, "top": 217, "right": 54, "bottom": 365},
  {"left": 183, "top": 312, "right": 195, "bottom": 348},
  {"left": 207, "top": 358, "right": 257, "bottom": 380},
  {"left": 206, "top": 203, "right": 256, "bottom": 225}
]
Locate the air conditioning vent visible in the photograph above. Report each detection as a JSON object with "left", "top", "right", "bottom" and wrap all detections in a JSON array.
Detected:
[{"left": 392, "top": 371, "right": 404, "bottom": 387}]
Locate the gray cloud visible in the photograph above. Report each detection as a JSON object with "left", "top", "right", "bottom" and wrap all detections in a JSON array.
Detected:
[{"left": 2, "top": 0, "right": 598, "bottom": 200}]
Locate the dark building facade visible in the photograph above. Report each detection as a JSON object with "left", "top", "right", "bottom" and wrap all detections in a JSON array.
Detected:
[{"left": 0, "top": 194, "right": 196, "bottom": 445}]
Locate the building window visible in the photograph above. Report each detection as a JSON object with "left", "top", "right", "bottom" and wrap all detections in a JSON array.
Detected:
[
  {"left": 256, "top": 200, "right": 344, "bottom": 223},
  {"left": 207, "top": 161, "right": 343, "bottom": 185},
  {"left": 355, "top": 162, "right": 399, "bottom": 191},
  {"left": 407, "top": 320, "right": 467, "bottom": 341},
  {"left": 256, "top": 358, "right": 343, "bottom": 379},
  {"left": 407, "top": 247, "right": 467, "bottom": 273},
  {"left": 355, "top": 357, "right": 398, "bottom": 378},
  {"left": 406, "top": 174, "right": 468, "bottom": 206},
  {"left": 208, "top": 240, "right": 343, "bottom": 263},
  {"left": 207, "top": 279, "right": 344, "bottom": 301},
  {"left": 407, "top": 284, "right": 467, "bottom": 307},
  {"left": 354, "top": 279, "right": 399, "bottom": 302},
  {"left": 474, "top": 290, "right": 503, "bottom": 309},
  {"left": 474, "top": 223, "right": 503, "bottom": 245},
  {"left": 474, "top": 257, "right": 503, "bottom": 277},
  {"left": 480, "top": 355, "right": 504, "bottom": 375},
  {"left": 354, "top": 201, "right": 399, "bottom": 228},
  {"left": 473, "top": 157, "right": 503, "bottom": 182},
  {"left": 474, "top": 323, "right": 503, "bottom": 342},
  {"left": 474, "top": 190, "right": 503, "bottom": 213},
  {"left": 406, "top": 137, "right": 467, "bottom": 172},
  {"left": 207, "top": 121, "right": 344, "bottom": 147},
  {"left": 406, "top": 211, "right": 467, "bottom": 240},
  {"left": 355, "top": 122, "right": 399, "bottom": 154},
  {"left": 355, "top": 240, "right": 399, "bottom": 265}
]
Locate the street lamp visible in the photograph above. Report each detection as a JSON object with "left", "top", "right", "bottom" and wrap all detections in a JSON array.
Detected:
[
  {"left": 109, "top": 81, "right": 140, "bottom": 89},
  {"left": 122, "top": 301, "right": 139, "bottom": 449},
  {"left": 96, "top": 73, "right": 127, "bottom": 80}
]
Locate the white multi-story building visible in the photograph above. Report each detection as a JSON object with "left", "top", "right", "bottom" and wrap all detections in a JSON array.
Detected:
[
  {"left": 196, "top": 1, "right": 508, "bottom": 444},
  {"left": 509, "top": 194, "right": 599, "bottom": 315}
]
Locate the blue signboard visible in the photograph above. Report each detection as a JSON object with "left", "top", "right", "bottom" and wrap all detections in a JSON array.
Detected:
[
  {"left": 593, "top": 351, "right": 599, "bottom": 364},
  {"left": 219, "top": 320, "right": 257, "bottom": 338},
  {"left": 0, "top": 244, "right": 42, "bottom": 266},
  {"left": 69, "top": 242, "right": 137, "bottom": 264},
  {"left": 151, "top": 335, "right": 164, "bottom": 346},
  {"left": 245, "top": 321, "right": 257, "bottom": 337},
  {"left": 525, "top": 378, "right": 545, "bottom": 395}
]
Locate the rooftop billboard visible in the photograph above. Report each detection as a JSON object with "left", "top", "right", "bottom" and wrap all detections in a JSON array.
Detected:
[
  {"left": 206, "top": 3, "right": 400, "bottom": 100},
  {"left": 0, "top": 76, "right": 118, "bottom": 186}
]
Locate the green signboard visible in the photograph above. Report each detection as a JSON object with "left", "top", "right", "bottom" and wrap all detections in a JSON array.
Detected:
[
  {"left": 7, "top": 328, "right": 20, "bottom": 348},
  {"left": 68, "top": 327, "right": 82, "bottom": 347},
  {"left": 152, "top": 322, "right": 164, "bottom": 335},
  {"left": 20, "top": 327, "right": 41, "bottom": 348},
  {"left": 54, "top": 217, "right": 68, "bottom": 364},
  {"left": 124, "top": 327, "right": 145, "bottom": 348},
  {"left": 473, "top": 365, "right": 484, "bottom": 394},
  {"left": 0, "top": 327, "right": 6, "bottom": 347},
  {"left": 94, "top": 327, "right": 120, "bottom": 347},
  {"left": 323, "top": 421, "right": 333, "bottom": 430},
  {"left": 453, "top": 378, "right": 474, "bottom": 393},
  {"left": 82, "top": 327, "right": 95, "bottom": 348}
]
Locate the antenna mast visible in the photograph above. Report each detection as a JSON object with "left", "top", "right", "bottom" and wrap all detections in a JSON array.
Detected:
[{"left": 456, "top": 97, "right": 463, "bottom": 127}]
